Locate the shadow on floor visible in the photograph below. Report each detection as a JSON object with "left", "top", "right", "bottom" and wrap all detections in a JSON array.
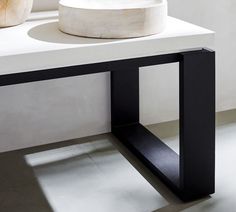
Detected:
[
  {"left": 0, "top": 134, "right": 118, "bottom": 212},
  {"left": 2, "top": 109, "right": 236, "bottom": 211},
  {"left": 0, "top": 133, "right": 211, "bottom": 212},
  {"left": 0, "top": 151, "right": 53, "bottom": 212}
]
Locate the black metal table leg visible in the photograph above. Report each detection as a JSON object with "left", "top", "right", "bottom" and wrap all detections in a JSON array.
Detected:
[
  {"left": 111, "top": 49, "right": 215, "bottom": 202},
  {"left": 179, "top": 50, "right": 215, "bottom": 200},
  {"left": 111, "top": 67, "right": 140, "bottom": 128}
]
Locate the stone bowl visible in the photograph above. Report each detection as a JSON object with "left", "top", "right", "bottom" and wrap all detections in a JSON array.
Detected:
[
  {"left": 0, "top": 0, "right": 33, "bottom": 28},
  {"left": 59, "top": 0, "right": 168, "bottom": 38}
]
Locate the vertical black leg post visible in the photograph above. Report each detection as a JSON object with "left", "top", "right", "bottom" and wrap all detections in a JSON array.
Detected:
[
  {"left": 179, "top": 49, "right": 215, "bottom": 200},
  {"left": 111, "top": 67, "right": 139, "bottom": 129}
]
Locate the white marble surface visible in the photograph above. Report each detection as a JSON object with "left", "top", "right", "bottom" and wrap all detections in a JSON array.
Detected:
[
  {"left": 0, "top": 11, "right": 214, "bottom": 75},
  {"left": 59, "top": 0, "right": 167, "bottom": 38}
]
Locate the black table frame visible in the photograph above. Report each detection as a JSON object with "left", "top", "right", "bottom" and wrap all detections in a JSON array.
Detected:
[{"left": 0, "top": 48, "right": 215, "bottom": 201}]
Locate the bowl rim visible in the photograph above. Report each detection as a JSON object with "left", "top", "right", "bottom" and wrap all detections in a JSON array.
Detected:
[{"left": 59, "top": 0, "right": 167, "bottom": 11}]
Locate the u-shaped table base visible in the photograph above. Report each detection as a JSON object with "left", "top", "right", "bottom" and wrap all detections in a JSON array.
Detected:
[{"left": 111, "top": 49, "right": 215, "bottom": 201}]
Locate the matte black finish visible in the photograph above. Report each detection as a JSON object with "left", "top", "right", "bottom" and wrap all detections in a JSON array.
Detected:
[
  {"left": 111, "top": 67, "right": 139, "bottom": 127},
  {"left": 112, "top": 124, "right": 180, "bottom": 190},
  {"left": 110, "top": 49, "right": 215, "bottom": 201},
  {"left": 0, "top": 49, "right": 215, "bottom": 202},
  {"left": 179, "top": 50, "right": 215, "bottom": 200}
]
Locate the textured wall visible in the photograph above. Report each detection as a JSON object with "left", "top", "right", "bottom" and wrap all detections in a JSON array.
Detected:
[
  {"left": 168, "top": 0, "right": 236, "bottom": 111},
  {"left": 32, "top": 0, "right": 58, "bottom": 11}
]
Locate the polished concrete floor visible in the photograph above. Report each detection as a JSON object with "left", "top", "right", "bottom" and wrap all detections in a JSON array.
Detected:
[{"left": 1, "top": 110, "right": 236, "bottom": 212}]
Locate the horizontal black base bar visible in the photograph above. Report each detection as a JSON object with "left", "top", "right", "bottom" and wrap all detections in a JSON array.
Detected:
[
  {"left": 112, "top": 123, "right": 212, "bottom": 201},
  {"left": 113, "top": 123, "right": 180, "bottom": 189}
]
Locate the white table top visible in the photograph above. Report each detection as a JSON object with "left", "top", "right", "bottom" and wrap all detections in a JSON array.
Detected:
[{"left": 0, "top": 11, "right": 214, "bottom": 75}]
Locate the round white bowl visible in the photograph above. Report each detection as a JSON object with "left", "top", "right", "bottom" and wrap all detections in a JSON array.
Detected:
[
  {"left": 0, "top": 0, "right": 33, "bottom": 28},
  {"left": 59, "top": 0, "right": 168, "bottom": 38}
]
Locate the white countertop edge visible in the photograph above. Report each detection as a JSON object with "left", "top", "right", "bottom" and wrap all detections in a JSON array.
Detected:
[{"left": 0, "top": 11, "right": 215, "bottom": 75}]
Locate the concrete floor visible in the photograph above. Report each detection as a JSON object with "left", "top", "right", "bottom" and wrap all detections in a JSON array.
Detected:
[{"left": 1, "top": 110, "right": 236, "bottom": 212}]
